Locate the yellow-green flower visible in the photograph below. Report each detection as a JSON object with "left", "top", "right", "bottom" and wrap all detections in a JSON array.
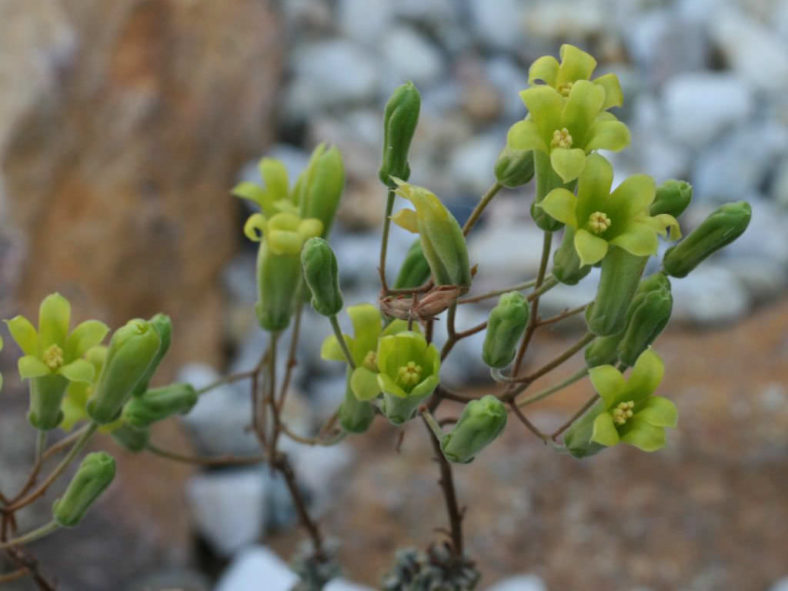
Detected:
[
  {"left": 61, "top": 346, "right": 108, "bottom": 432},
  {"left": 391, "top": 180, "right": 471, "bottom": 288},
  {"left": 528, "top": 44, "right": 623, "bottom": 109},
  {"left": 6, "top": 294, "right": 108, "bottom": 384},
  {"left": 321, "top": 303, "right": 409, "bottom": 401},
  {"left": 506, "top": 82, "right": 630, "bottom": 183},
  {"left": 232, "top": 158, "right": 297, "bottom": 218},
  {"left": 588, "top": 348, "right": 677, "bottom": 452},
  {"left": 540, "top": 154, "right": 680, "bottom": 266}
]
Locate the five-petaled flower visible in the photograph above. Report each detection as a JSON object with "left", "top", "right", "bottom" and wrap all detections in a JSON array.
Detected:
[
  {"left": 588, "top": 348, "right": 677, "bottom": 452},
  {"left": 540, "top": 154, "right": 681, "bottom": 266}
]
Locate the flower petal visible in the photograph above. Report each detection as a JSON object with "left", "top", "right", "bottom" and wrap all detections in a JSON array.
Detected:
[
  {"left": 637, "top": 396, "right": 678, "bottom": 428},
  {"left": 507, "top": 120, "right": 547, "bottom": 152},
  {"left": 5, "top": 315, "right": 38, "bottom": 355},
  {"left": 409, "top": 374, "right": 439, "bottom": 400},
  {"left": 377, "top": 372, "right": 408, "bottom": 398},
  {"left": 574, "top": 228, "right": 609, "bottom": 266},
  {"left": 577, "top": 153, "right": 614, "bottom": 206},
  {"left": 529, "top": 55, "right": 559, "bottom": 86},
  {"left": 648, "top": 213, "right": 682, "bottom": 241},
  {"left": 562, "top": 80, "right": 605, "bottom": 145},
  {"left": 610, "top": 174, "right": 655, "bottom": 217},
  {"left": 594, "top": 73, "right": 624, "bottom": 109},
  {"left": 621, "top": 418, "right": 666, "bottom": 451},
  {"left": 231, "top": 181, "right": 267, "bottom": 206},
  {"left": 626, "top": 348, "right": 664, "bottom": 399},
  {"left": 610, "top": 223, "right": 659, "bottom": 257},
  {"left": 519, "top": 86, "right": 563, "bottom": 139},
  {"left": 585, "top": 119, "right": 630, "bottom": 152},
  {"left": 550, "top": 147, "right": 587, "bottom": 183},
  {"left": 38, "top": 293, "right": 70, "bottom": 348},
  {"left": 350, "top": 367, "right": 381, "bottom": 401},
  {"left": 243, "top": 213, "right": 266, "bottom": 242},
  {"left": 320, "top": 334, "right": 348, "bottom": 362},
  {"left": 259, "top": 158, "right": 289, "bottom": 199},
  {"left": 347, "top": 304, "right": 382, "bottom": 360},
  {"left": 390, "top": 208, "right": 419, "bottom": 233},
  {"left": 382, "top": 319, "right": 411, "bottom": 337},
  {"left": 591, "top": 412, "right": 620, "bottom": 447},
  {"left": 66, "top": 320, "right": 109, "bottom": 361},
  {"left": 18, "top": 355, "right": 50, "bottom": 379},
  {"left": 58, "top": 359, "right": 95, "bottom": 383},
  {"left": 558, "top": 44, "right": 597, "bottom": 84},
  {"left": 589, "top": 364, "right": 626, "bottom": 406},
  {"left": 540, "top": 188, "right": 578, "bottom": 226}
]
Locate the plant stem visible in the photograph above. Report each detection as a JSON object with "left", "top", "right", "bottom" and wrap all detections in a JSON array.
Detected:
[
  {"left": 273, "top": 453, "right": 325, "bottom": 559},
  {"left": 551, "top": 394, "right": 600, "bottom": 441},
  {"left": 146, "top": 444, "right": 266, "bottom": 466},
  {"left": 462, "top": 181, "right": 502, "bottom": 236},
  {"left": 537, "top": 303, "right": 590, "bottom": 327},
  {"left": 0, "top": 568, "right": 28, "bottom": 584},
  {"left": 278, "top": 299, "right": 305, "bottom": 411},
  {"left": 194, "top": 369, "right": 258, "bottom": 396},
  {"left": 516, "top": 367, "right": 588, "bottom": 408},
  {"left": 329, "top": 315, "right": 356, "bottom": 369},
  {"left": 505, "top": 332, "right": 594, "bottom": 394},
  {"left": 34, "top": 432, "right": 46, "bottom": 465},
  {"left": 379, "top": 188, "right": 396, "bottom": 291},
  {"left": 0, "top": 521, "right": 59, "bottom": 550},
  {"left": 458, "top": 278, "right": 538, "bottom": 305},
  {"left": 423, "top": 419, "right": 464, "bottom": 558}
]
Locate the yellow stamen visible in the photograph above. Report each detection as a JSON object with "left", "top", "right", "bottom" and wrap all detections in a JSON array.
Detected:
[
  {"left": 550, "top": 128, "right": 573, "bottom": 149},
  {"left": 558, "top": 81, "right": 574, "bottom": 97},
  {"left": 612, "top": 400, "right": 635, "bottom": 425},
  {"left": 397, "top": 361, "right": 423, "bottom": 388},
  {"left": 43, "top": 344, "right": 64, "bottom": 371},
  {"left": 588, "top": 211, "right": 612, "bottom": 234},
  {"left": 363, "top": 351, "right": 378, "bottom": 371}
]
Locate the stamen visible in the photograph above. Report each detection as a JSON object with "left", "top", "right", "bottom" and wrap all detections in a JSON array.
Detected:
[
  {"left": 43, "top": 344, "right": 64, "bottom": 371},
  {"left": 397, "top": 361, "right": 423, "bottom": 388},
  {"left": 588, "top": 211, "right": 612, "bottom": 234},
  {"left": 550, "top": 128, "right": 573, "bottom": 149},
  {"left": 612, "top": 400, "right": 635, "bottom": 425}
]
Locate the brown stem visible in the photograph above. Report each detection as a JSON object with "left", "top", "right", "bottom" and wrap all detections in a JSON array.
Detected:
[
  {"left": 536, "top": 303, "right": 590, "bottom": 327},
  {"left": 273, "top": 453, "right": 325, "bottom": 559},
  {"left": 423, "top": 417, "right": 464, "bottom": 558},
  {"left": 440, "top": 304, "right": 460, "bottom": 360},
  {"left": 277, "top": 300, "right": 304, "bottom": 412},
  {"left": 435, "top": 385, "right": 476, "bottom": 404},
  {"left": 0, "top": 568, "right": 28, "bottom": 584},
  {"left": 3, "top": 546, "right": 55, "bottom": 591},
  {"left": 458, "top": 279, "right": 538, "bottom": 305},
  {"left": 552, "top": 394, "right": 600, "bottom": 441},
  {"left": 508, "top": 402, "right": 549, "bottom": 441},
  {"left": 146, "top": 444, "right": 266, "bottom": 466}
]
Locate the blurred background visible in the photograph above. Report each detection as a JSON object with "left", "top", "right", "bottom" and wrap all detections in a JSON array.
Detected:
[{"left": 0, "top": 0, "right": 787, "bottom": 589}]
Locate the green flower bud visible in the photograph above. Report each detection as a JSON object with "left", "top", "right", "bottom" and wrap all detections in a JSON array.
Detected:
[
  {"left": 650, "top": 180, "right": 692, "bottom": 218},
  {"left": 482, "top": 292, "right": 529, "bottom": 369},
  {"left": 28, "top": 374, "right": 68, "bottom": 431},
  {"left": 110, "top": 423, "right": 150, "bottom": 453},
  {"left": 87, "top": 319, "right": 161, "bottom": 424},
  {"left": 52, "top": 452, "right": 116, "bottom": 527},
  {"left": 562, "top": 399, "right": 606, "bottom": 458},
  {"left": 131, "top": 313, "right": 172, "bottom": 397},
  {"left": 440, "top": 395, "right": 507, "bottom": 463},
  {"left": 531, "top": 150, "right": 566, "bottom": 232},
  {"left": 301, "top": 237, "right": 343, "bottom": 317},
  {"left": 663, "top": 201, "right": 751, "bottom": 278},
  {"left": 586, "top": 247, "right": 648, "bottom": 336},
  {"left": 294, "top": 144, "right": 345, "bottom": 237},
  {"left": 494, "top": 147, "right": 534, "bottom": 188},
  {"left": 393, "top": 239, "right": 431, "bottom": 289},
  {"left": 553, "top": 227, "right": 591, "bottom": 285},
  {"left": 338, "top": 369, "right": 375, "bottom": 434},
  {"left": 379, "top": 82, "right": 421, "bottom": 187},
  {"left": 584, "top": 335, "right": 620, "bottom": 368},
  {"left": 391, "top": 182, "right": 471, "bottom": 289},
  {"left": 617, "top": 273, "right": 672, "bottom": 367},
  {"left": 122, "top": 383, "right": 198, "bottom": 428}
]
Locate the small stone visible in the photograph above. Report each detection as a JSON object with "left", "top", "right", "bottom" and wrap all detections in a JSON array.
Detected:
[
  {"left": 670, "top": 264, "right": 750, "bottom": 326},
  {"left": 337, "top": 0, "right": 394, "bottom": 46},
  {"left": 523, "top": 0, "right": 606, "bottom": 39},
  {"left": 380, "top": 27, "right": 444, "bottom": 88},
  {"left": 469, "top": 0, "right": 525, "bottom": 50},
  {"left": 468, "top": 222, "right": 546, "bottom": 291},
  {"left": 288, "top": 443, "right": 355, "bottom": 515},
  {"left": 216, "top": 546, "right": 298, "bottom": 591},
  {"left": 486, "top": 57, "right": 528, "bottom": 121},
  {"left": 487, "top": 574, "right": 548, "bottom": 591},
  {"left": 187, "top": 470, "right": 268, "bottom": 557},
  {"left": 448, "top": 132, "right": 503, "bottom": 196},
  {"left": 662, "top": 73, "right": 755, "bottom": 149}
]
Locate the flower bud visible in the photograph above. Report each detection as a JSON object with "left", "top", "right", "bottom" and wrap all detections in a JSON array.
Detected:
[
  {"left": 584, "top": 335, "right": 620, "bottom": 368},
  {"left": 379, "top": 82, "right": 421, "bottom": 187},
  {"left": 122, "top": 383, "right": 198, "bottom": 428},
  {"left": 617, "top": 273, "right": 672, "bottom": 367},
  {"left": 650, "top": 180, "right": 692, "bottom": 218},
  {"left": 301, "top": 237, "right": 343, "bottom": 317},
  {"left": 28, "top": 374, "right": 68, "bottom": 431},
  {"left": 562, "top": 400, "right": 606, "bottom": 458},
  {"left": 531, "top": 151, "right": 566, "bottom": 232},
  {"left": 338, "top": 370, "right": 375, "bottom": 434},
  {"left": 494, "top": 147, "right": 534, "bottom": 188},
  {"left": 87, "top": 319, "right": 161, "bottom": 424},
  {"left": 482, "top": 292, "right": 529, "bottom": 369},
  {"left": 52, "top": 452, "right": 116, "bottom": 527},
  {"left": 110, "top": 423, "right": 150, "bottom": 453},
  {"left": 393, "top": 239, "right": 431, "bottom": 289},
  {"left": 553, "top": 227, "right": 591, "bottom": 285},
  {"left": 586, "top": 247, "right": 648, "bottom": 336},
  {"left": 663, "top": 201, "right": 751, "bottom": 278},
  {"left": 131, "top": 313, "right": 172, "bottom": 397},
  {"left": 294, "top": 144, "right": 345, "bottom": 237},
  {"left": 440, "top": 395, "right": 507, "bottom": 463}
]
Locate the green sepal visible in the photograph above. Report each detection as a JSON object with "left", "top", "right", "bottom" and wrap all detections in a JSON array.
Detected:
[
  {"left": 131, "top": 313, "right": 172, "bottom": 397},
  {"left": 584, "top": 335, "right": 621, "bottom": 368},
  {"left": 110, "top": 423, "right": 150, "bottom": 453},
  {"left": 531, "top": 150, "right": 568, "bottom": 232},
  {"left": 379, "top": 82, "right": 421, "bottom": 187},
  {"left": 663, "top": 201, "right": 751, "bottom": 278},
  {"left": 122, "top": 383, "right": 198, "bottom": 428},
  {"left": 482, "top": 292, "right": 529, "bottom": 369},
  {"left": 650, "top": 180, "right": 692, "bottom": 218},
  {"left": 562, "top": 399, "right": 606, "bottom": 458},
  {"left": 301, "top": 237, "right": 343, "bottom": 317},
  {"left": 553, "top": 226, "right": 591, "bottom": 285},
  {"left": 295, "top": 144, "right": 346, "bottom": 237},
  {"left": 617, "top": 273, "right": 672, "bottom": 367},
  {"left": 494, "top": 147, "right": 534, "bottom": 188},
  {"left": 255, "top": 242, "right": 302, "bottom": 332},
  {"left": 338, "top": 369, "right": 375, "bottom": 434},
  {"left": 52, "top": 452, "right": 116, "bottom": 527},
  {"left": 28, "top": 374, "right": 69, "bottom": 431},
  {"left": 585, "top": 247, "right": 648, "bottom": 336},
  {"left": 393, "top": 239, "right": 431, "bottom": 290},
  {"left": 440, "top": 395, "right": 507, "bottom": 463}
]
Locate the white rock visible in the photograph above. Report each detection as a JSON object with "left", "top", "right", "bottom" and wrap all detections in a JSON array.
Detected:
[
  {"left": 449, "top": 132, "right": 503, "bottom": 196},
  {"left": 486, "top": 57, "right": 527, "bottom": 121},
  {"left": 662, "top": 73, "right": 755, "bottom": 149},
  {"left": 770, "top": 576, "right": 788, "bottom": 591},
  {"left": 286, "top": 41, "right": 378, "bottom": 118},
  {"left": 469, "top": 0, "right": 526, "bottom": 50},
  {"left": 337, "top": 0, "right": 394, "bottom": 46},
  {"left": 724, "top": 257, "right": 788, "bottom": 303},
  {"left": 772, "top": 155, "right": 788, "bottom": 208},
  {"left": 380, "top": 27, "right": 444, "bottom": 87},
  {"left": 288, "top": 443, "right": 354, "bottom": 514},
  {"left": 670, "top": 264, "right": 750, "bottom": 326},
  {"left": 187, "top": 470, "right": 268, "bottom": 557},
  {"left": 487, "top": 574, "right": 548, "bottom": 591},
  {"left": 523, "top": 0, "right": 606, "bottom": 39},
  {"left": 216, "top": 546, "right": 297, "bottom": 591},
  {"left": 468, "top": 223, "right": 546, "bottom": 290},
  {"left": 710, "top": 9, "right": 788, "bottom": 93},
  {"left": 723, "top": 197, "right": 788, "bottom": 265},
  {"left": 392, "top": 0, "right": 457, "bottom": 25}
]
